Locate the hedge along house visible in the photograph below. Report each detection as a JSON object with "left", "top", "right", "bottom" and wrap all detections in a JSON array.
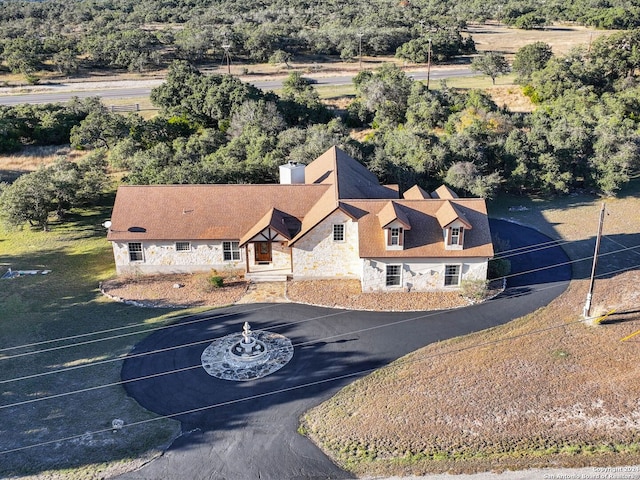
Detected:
[{"left": 107, "top": 146, "right": 494, "bottom": 291}]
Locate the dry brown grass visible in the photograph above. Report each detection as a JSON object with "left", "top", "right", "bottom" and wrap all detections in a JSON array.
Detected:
[
  {"left": 301, "top": 192, "right": 640, "bottom": 476},
  {"left": 485, "top": 85, "right": 536, "bottom": 112},
  {"left": 469, "top": 21, "right": 616, "bottom": 57},
  {"left": 0, "top": 145, "right": 91, "bottom": 182}
]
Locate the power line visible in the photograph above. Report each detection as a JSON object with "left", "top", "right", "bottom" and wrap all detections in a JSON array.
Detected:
[
  {"left": 0, "top": 309, "right": 352, "bottom": 385},
  {"left": 496, "top": 241, "right": 640, "bottom": 282},
  {"left": 493, "top": 238, "right": 573, "bottom": 260},
  {"left": 0, "top": 304, "right": 278, "bottom": 360},
  {"left": 1, "top": 305, "right": 436, "bottom": 410},
  {"left": 3, "top": 256, "right": 640, "bottom": 411},
  {"left": 1, "top": 240, "right": 639, "bottom": 381},
  {"left": 3, "top": 306, "right": 627, "bottom": 456},
  {"left": 1, "top": 233, "right": 632, "bottom": 360},
  {"left": 0, "top": 308, "right": 207, "bottom": 353}
]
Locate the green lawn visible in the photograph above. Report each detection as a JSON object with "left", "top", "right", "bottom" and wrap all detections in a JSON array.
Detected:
[{"left": 0, "top": 196, "right": 184, "bottom": 479}]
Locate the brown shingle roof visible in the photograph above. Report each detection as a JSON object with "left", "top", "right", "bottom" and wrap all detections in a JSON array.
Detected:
[
  {"left": 344, "top": 199, "right": 493, "bottom": 258},
  {"left": 107, "top": 184, "right": 329, "bottom": 242},
  {"left": 403, "top": 184, "right": 431, "bottom": 200},
  {"left": 304, "top": 146, "right": 399, "bottom": 200},
  {"left": 107, "top": 147, "right": 493, "bottom": 261},
  {"left": 436, "top": 200, "right": 472, "bottom": 229},
  {"left": 431, "top": 185, "right": 459, "bottom": 199},
  {"left": 378, "top": 201, "right": 412, "bottom": 230},
  {"left": 239, "top": 208, "right": 300, "bottom": 245}
]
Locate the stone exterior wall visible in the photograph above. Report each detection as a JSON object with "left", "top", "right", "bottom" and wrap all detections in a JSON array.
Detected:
[
  {"left": 291, "top": 210, "right": 361, "bottom": 279},
  {"left": 362, "top": 257, "right": 488, "bottom": 292},
  {"left": 112, "top": 240, "right": 244, "bottom": 275}
]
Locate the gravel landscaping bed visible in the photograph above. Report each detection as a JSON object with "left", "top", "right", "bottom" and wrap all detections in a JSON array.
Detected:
[
  {"left": 101, "top": 272, "right": 248, "bottom": 308},
  {"left": 101, "top": 275, "right": 495, "bottom": 311},
  {"left": 287, "top": 279, "right": 473, "bottom": 311}
]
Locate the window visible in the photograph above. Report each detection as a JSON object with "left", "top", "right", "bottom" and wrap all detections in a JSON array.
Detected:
[
  {"left": 128, "top": 242, "right": 143, "bottom": 262},
  {"left": 333, "top": 224, "right": 345, "bottom": 242},
  {"left": 444, "top": 265, "right": 461, "bottom": 286},
  {"left": 450, "top": 227, "right": 462, "bottom": 245},
  {"left": 223, "top": 241, "right": 240, "bottom": 261},
  {"left": 389, "top": 227, "right": 402, "bottom": 246},
  {"left": 175, "top": 241, "right": 191, "bottom": 252},
  {"left": 386, "top": 265, "right": 402, "bottom": 287}
]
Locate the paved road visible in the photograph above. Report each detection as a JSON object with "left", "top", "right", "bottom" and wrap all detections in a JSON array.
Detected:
[
  {"left": 0, "top": 67, "right": 476, "bottom": 106},
  {"left": 116, "top": 220, "right": 572, "bottom": 480}
]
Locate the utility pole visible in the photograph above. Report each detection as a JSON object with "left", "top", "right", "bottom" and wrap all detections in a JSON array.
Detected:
[
  {"left": 221, "top": 44, "right": 231, "bottom": 74},
  {"left": 583, "top": 202, "right": 606, "bottom": 318},
  {"left": 418, "top": 21, "right": 433, "bottom": 90},
  {"left": 357, "top": 33, "right": 364, "bottom": 70},
  {"left": 426, "top": 37, "right": 432, "bottom": 90}
]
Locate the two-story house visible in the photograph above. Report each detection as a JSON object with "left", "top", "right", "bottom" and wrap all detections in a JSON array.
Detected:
[{"left": 107, "top": 146, "right": 494, "bottom": 291}]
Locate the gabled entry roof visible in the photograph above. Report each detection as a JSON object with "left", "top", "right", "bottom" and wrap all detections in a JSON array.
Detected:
[{"left": 239, "top": 208, "right": 300, "bottom": 246}]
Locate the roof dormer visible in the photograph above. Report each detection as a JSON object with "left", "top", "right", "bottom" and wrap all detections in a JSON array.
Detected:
[
  {"left": 436, "top": 201, "right": 472, "bottom": 250},
  {"left": 378, "top": 201, "right": 411, "bottom": 250}
]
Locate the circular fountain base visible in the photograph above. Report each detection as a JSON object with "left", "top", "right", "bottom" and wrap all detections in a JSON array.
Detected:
[{"left": 201, "top": 329, "right": 293, "bottom": 381}]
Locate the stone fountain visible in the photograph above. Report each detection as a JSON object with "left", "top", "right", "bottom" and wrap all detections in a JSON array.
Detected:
[{"left": 201, "top": 322, "right": 293, "bottom": 381}]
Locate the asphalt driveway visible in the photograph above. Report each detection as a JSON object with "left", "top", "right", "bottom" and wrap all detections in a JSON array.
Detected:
[{"left": 117, "top": 220, "right": 571, "bottom": 480}]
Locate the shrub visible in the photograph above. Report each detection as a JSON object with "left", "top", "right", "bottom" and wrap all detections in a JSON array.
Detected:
[
  {"left": 208, "top": 275, "right": 224, "bottom": 288},
  {"left": 460, "top": 279, "right": 488, "bottom": 302},
  {"left": 488, "top": 257, "right": 511, "bottom": 280}
]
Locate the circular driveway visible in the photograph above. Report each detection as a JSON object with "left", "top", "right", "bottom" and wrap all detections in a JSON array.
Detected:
[{"left": 117, "top": 220, "right": 571, "bottom": 480}]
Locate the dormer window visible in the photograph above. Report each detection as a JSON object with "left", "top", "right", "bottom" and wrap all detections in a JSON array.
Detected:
[
  {"left": 386, "top": 226, "right": 404, "bottom": 250},
  {"left": 378, "top": 201, "right": 411, "bottom": 251},
  {"left": 390, "top": 227, "right": 402, "bottom": 246},
  {"left": 444, "top": 224, "right": 466, "bottom": 250},
  {"left": 450, "top": 227, "right": 462, "bottom": 246},
  {"left": 436, "top": 200, "right": 471, "bottom": 251}
]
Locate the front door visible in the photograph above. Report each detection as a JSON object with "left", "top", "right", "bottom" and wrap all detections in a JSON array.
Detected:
[{"left": 255, "top": 241, "right": 272, "bottom": 263}]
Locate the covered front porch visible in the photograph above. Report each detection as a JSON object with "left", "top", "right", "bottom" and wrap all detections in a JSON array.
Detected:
[
  {"left": 240, "top": 207, "right": 298, "bottom": 282},
  {"left": 243, "top": 242, "right": 292, "bottom": 281}
]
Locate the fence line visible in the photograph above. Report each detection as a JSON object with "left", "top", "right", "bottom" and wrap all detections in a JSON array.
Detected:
[{"left": 109, "top": 104, "right": 139, "bottom": 112}]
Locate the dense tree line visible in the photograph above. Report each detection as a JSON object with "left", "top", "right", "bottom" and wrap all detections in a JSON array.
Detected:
[
  {"left": 3, "top": 27, "right": 640, "bottom": 228},
  {"left": 86, "top": 31, "right": 640, "bottom": 197},
  {"left": 0, "top": 0, "right": 637, "bottom": 78},
  {"left": 0, "top": 98, "right": 104, "bottom": 152},
  {"left": 357, "top": 30, "right": 640, "bottom": 197}
]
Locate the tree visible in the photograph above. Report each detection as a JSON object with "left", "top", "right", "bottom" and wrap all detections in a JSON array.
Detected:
[
  {"left": 513, "top": 12, "right": 547, "bottom": 30},
  {"left": 396, "top": 30, "right": 475, "bottom": 64},
  {"left": 590, "top": 29, "right": 640, "bottom": 81},
  {"left": 269, "top": 50, "right": 292, "bottom": 69},
  {"left": 0, "top": 169, "right": 53, "bottom": 230},
  {"left": 70, "top": 108, "right": 131, "bottom": 149},
  {"left": 0, "top": 153, "right": 109, "bottom": 230},
  {"left": 229, "top": 100, "right": 285, "bottom": 138},
  {"left": 2, "top": 37, "right": 42, "bottom": 75},
  {"left": 444, "top": 161, "right": 502, "bottom": 198},
  {"left": 151, "top": 62, "right": 265, "bottom": 129},
  {"left": 589, "top": 117, "right": 640, "bottom": 195},
  {"left": 369, "top": 125, "right": 441, "bottom": 191},
  {"left": 279, "top": 72, "right": 331, "bottom": 126},
  {"left": 52, "top": 49, "right": 79, "bottom": 75},
  {"left": 471, "top": 52, "right": 510, "bottom": 85},
  {"left": 174, "top": 27, "right": 211, "bottom": 62},
  {"left": 354, "top": 63, "right": 414, "bottom": 126},
  {"left": 512, "top": 42, "right": 553, "bottom": 82}
]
